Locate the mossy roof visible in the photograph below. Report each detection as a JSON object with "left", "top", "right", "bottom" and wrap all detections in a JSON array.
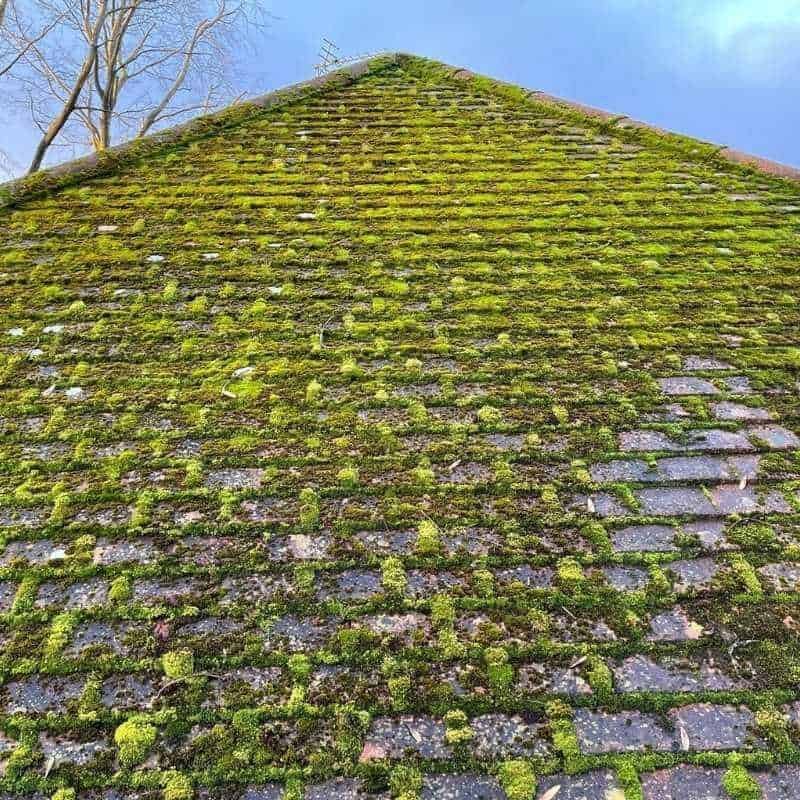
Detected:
[{"left": 1, "top": 52, "right": 800, "bottom": 800}]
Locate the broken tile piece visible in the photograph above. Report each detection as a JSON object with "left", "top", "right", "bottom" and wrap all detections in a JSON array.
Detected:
[
  {"left": 611, "top": 524, "right": 677, "bottom": 552},
  {"left": 641, "top": 766, "right": 726, "bottom": 800},
  {"left": 757, "top": 766, "right": 800, "bottom": 800},
  {"left": 648, "top": 608, "right": 705, "bottom": 642},
  {"left": 535, "top": 771, "right": 621, "bottom": 800},
  {"left": 573, "top": 708, "right": 675, "bottom": 754},
  {"left": 658, "top": 376, "right": 720, "bottom": 396},
  {"left": 613, "top": 655, "right": 739, "bottom": 693},
  {"left": 746, "top": 424, "right": 800, "bottom": 450},
  {"left": 362, "top": 716, "right": 449, "bottom": 760},
  {"left": 683, "top": 356, "right": 732, "bottom": 371},
  {"left": 591, "top": 454, "right": 760, "bottom": 484},
  {"left": 669, "top": 703, "right": 759, "bottom": 750},
  {"left": 711, "top": 401, "right": 772, "bottom": 421},
  {"left": 420, "top": 774, "right": 505, "bottom": 800},
  {"left": 758, "top": 563, "right": 800, "bottom": 591},
  {"left": 618, "top": 429, "right": 754, "bottom": 453}
]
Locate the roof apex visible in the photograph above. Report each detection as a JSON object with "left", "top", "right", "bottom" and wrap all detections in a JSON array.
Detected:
[{"left": 2, "top": 50, "right": 798, "bottom": 209}]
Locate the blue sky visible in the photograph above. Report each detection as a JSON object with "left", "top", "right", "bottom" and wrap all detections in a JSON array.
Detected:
[{"left": 3, "top": 0, "right": 800, "bottom": 176}]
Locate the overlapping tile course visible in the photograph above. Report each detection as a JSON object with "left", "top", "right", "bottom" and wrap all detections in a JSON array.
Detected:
[{"left": 1, "top": 53, "right": 800, "bottom": 799}]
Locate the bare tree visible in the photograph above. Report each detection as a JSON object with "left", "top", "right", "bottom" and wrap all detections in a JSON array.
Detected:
[
  {"left": 0, "top": 0, "right": 267, "bottom": 174},
  {"left": 0, "top": 2, "right": 66, "bottom": 80}
]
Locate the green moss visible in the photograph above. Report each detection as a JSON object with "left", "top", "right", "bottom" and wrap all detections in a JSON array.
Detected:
[
  {"left": 430, "top": 594, "right": 456, "bottom": 628},
  {"left": 299, "top": 487, "right": 320, "bottom": 531},
  {"left": 337, "top": 465, "right": 360, "bottom": 488},
  {"left": 388, "top": 675, "right": 412, "bottom": 711},
  {"left": 162, "top": 649, "right": 195, "bottom": 679},
  {"left": 390, "top": 764, "right": 423, "bottom": 800},
  {"left": 114, "top": 717, "right": 158, "bottom": 767},
  {"left": 415, "top": 519, "right": 443, "bottom": 555},
  {"left": 616, "top": 759, "right": 643, "bottom": 800},
  {"left": 498, "top": 760, "right": 537, "bottom": 800},
  {"left": 381, "top": 556, "right": 408, "bottom": 596},
  {"left": 43, "top": 611, "right": 78, "bottom": 661},
  {"left": 728, "top": 523, "right": 778, "bottom": 551},
  {"left": 556, "top": 557, "right": 585, "bottom": 591},
  {"left": 722, "top": 761, "right": 761, "bottom": 800},
  {"left": 477, "top": 404, "right": 503, "bottom": 426},
  {"left": 485, "top": 646, "right": 514, "bottom": 692},
  {"left": 108, "top": 574, "right": 133, "bottom": 603},
  {"left": 472, "top": 568, "right": 495, "bottom": 598},
  {"left": 729, "top": 553, "right": 765, "bottom": 598},
  {"left": 306, "top": 379, "right": 324, "bottom": 403},
  {"left": 1, "top": 48, "right": 799, "bottom": 795},
  {"left": 586, "top": 656, "right": 614, "bottom": 700},
  {"left": 163, "top": 772, "right": 194, "bottom": 800},
  {"left": 444, "top": 709, "right": 474, "bottom": 745}
]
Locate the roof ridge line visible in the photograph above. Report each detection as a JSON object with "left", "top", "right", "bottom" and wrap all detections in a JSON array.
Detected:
[
  {"left": 0, "top": 51, "right": 402, "bottom": 209},
  {"left": 2, "top": 49, "right": 798, "bottom": 210},
  {"left": 404, "top": 54, "right": 799, "bottom": 183}
]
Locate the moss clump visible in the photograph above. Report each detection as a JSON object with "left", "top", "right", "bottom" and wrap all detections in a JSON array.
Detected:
[
  {"left": 412, "top": 461, "right": 436, "bottom": 487},
  {"left": 388, "top": 675, "right": 412, "bottom": 711},
  {"left": 586, "top": 656, "right": 613, "bottom": 700},
  {"left": 477, "top": 404, "right": 503, "bottom": 426},
  {"left": 298, "top": 487, "right": 320, "bottom": 531},
  {"left": 306, "top": 379, "right": 323, "bottom": 403},
  {"left": 381, "top": 556, "right": 408, "bottom": 596},
  {"left": 77, "top": 676, "right": 103, "bottom": 719},
  {"left": 728, "top": 523, "right": 778, "bottom": 550},
  {"left": 43, "top": 611, "right": 78, "bottom": 661},
  {"left": 443, "top": 709, "right": 474, "bottom": 745},
  {"left": 337, "top": 465, "right": 360, "bottom": 488},
  {"left": 340, "top": 356, "right": 362, "bottom": 379},
  {"left": 547, "top": 700, "right": 580, "bottom": 764},
  {"left": 430, "top": 594, "right": 456, "bottom": 629},
  {"left": 108, "top": 574, "right": 132, "bottom": 603},
  {"left": 114, "top": 717, "right": 158, "bottom": 767},
  {"left": 729, "top": 553, "right": 764, "bottom": 598},
  {"left": 498, "top": 760, "right": 537, "bottom": 800},
  {"left": 556, "top": 557, "right": 585, "bottom": 591},
  {"left": 722, "top": 761, "right": 760, "bottom": 800},
  {"left": 415, "top": 519, "right": 442, "bottom": 555},
  {"left": 485, "top": 646, "right": 514, "bottom": 692},
  {"left": 232, "top": 708, "right": 262, "bottom": 740},
  {"left": 390, "top": 764, "right": 422, "bottom": 800},
  {"left": 162, "top": 649, "right": 194, "bottom": 679},
  {"left": 163, "top": 772, "right": 194, "bottom": 800},
  {"left": 472, "top": 568, "right": 495, "bottom": 598},
  {"left": 51, "top": 790, "right": 77, "bottom": 800}
]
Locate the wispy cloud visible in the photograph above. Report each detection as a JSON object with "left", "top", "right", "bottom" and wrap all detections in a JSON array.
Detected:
[{"left": 609, "top": 0, "right": 800, "bottom": 85}]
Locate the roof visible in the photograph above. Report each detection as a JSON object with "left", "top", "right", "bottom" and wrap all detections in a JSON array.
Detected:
[{"left": 1, "top": 52, "right": 800, "bottom": 799}]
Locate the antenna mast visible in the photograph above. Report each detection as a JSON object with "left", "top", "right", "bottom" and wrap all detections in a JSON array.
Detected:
[{"left": 314, "top": 39, "right": 380, "bottom": 76}]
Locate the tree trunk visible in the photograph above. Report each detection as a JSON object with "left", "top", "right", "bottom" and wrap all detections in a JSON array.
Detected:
[
  {"left": 28, "top": 4, "right": 107, "bottom": 173},
  {"left": 99, "top": 99, "right": 112, "bottom": 149},
  {"left": 28, "top": 46, "right": 98, "bottom": 172},
  {"left": 0, "top": 0, "right": 8, "bottom": 27}
]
